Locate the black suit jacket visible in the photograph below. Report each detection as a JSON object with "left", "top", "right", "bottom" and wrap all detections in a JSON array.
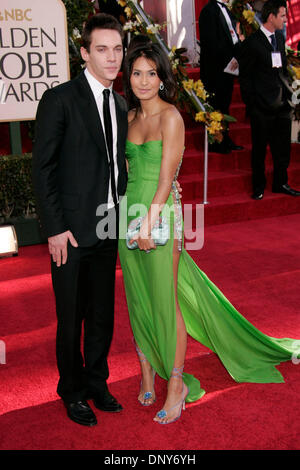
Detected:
[
  {"left": 199, "top": 0, "right": 240, "bottom": 84},
  {"left": 32, "top": 72, "right": 128, "bottom": 246},
  {"left": 238, "top": 28, "right": 291, "bottom": 112}
]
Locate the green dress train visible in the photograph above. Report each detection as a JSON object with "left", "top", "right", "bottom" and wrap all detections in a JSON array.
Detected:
[{"left": 118, "top": 139, "right": 299, "bottom": 403}]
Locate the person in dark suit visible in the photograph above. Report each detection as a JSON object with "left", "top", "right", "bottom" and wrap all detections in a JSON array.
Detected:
[
  {"left": 32, "top": 14, "right": 128, "bottom": 426},
  {"left": 239, "top": 0, "right": 300, "bottom": 199},
  {"left": 199, "top": 0, "right": 244, "bottom": 153}
]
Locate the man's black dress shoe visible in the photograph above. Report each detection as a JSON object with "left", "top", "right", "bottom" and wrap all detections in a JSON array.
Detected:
[
  {"left": 92, "top": 389, "right": 123, "bottom": 413},
  {"left": 272, "top": 184, "right": 300, "bottom": 196},
  {"left": 64, "top": 400, "right": 97, "bottom": 426},
  {"left": 251, "top": 190, "right": 264, "bottom": 200}
]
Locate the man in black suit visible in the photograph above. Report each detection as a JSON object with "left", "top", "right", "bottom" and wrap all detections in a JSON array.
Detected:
[
  {"left": 199, "top": 0, "right": 243, "bottom": 153},
  {"left": 239, "top": 0, "right": 300, "bottom": 199},
  {"left": 32, "top": 14, "right": 128, "bottom": 426}
]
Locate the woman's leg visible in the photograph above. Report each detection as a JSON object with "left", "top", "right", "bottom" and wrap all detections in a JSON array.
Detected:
[
  {"left": 136, "top": 243, "right": 185, "bottom": 408},
  {"left": 154, "top": 244, "right": 188, "bottom": 423},
  {"left": 135, "top": 341, "right": 156, "bottom": 406}
]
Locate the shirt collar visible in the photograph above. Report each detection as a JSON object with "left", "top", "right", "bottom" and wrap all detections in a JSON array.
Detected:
[
  {"left": 260, "top": 24, "right": 274, "bottom": 39},
  {"left": 84, "top": 68, "right": 113, "bottom": 100}
]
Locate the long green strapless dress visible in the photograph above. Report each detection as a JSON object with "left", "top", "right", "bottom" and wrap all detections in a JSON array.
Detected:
[{"left": 118, "top": 139, "right": 299, "bottom": 403}]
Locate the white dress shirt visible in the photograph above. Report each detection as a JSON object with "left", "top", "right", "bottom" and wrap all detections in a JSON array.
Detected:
[
  {"left": 260, "top": 24, "right": 275, "bottom": 45},
  {"left": 84, "top": 68, "right": 118, "bottom": 209},
  {"left": 217, "top": 1, "right": 239, "bottom": 45}
]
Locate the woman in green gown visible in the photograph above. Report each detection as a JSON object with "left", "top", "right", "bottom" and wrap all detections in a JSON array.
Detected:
[{"left": 118, "top": 40, "right": 299, "bottom": 424}]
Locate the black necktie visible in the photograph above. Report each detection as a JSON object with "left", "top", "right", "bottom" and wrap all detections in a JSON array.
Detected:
[
  {"left": 103, "top": 89, "right": 118, "bottom": 207},
  {"left": 270, "top": 34, "right": 277, "bottom": 51}
]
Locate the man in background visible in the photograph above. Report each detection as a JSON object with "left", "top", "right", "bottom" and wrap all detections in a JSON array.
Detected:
[
  {"left": 199, "top": 0, "right": 244, "bottom": 154},
  {"left": 239, "top": 0, "right": 300, "bottom": 199}
]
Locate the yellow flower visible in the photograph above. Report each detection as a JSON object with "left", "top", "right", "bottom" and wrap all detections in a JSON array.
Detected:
[
  {"left": 292, "top": 66, "right": 300, "bottom": 80},
  {"left": 243, "top": 10, "right": 255, "bottom": 24},
  {"left": 118, "top": 0, "right": 127, "bottom": 7},
  {"left": 193, "top": 79, "right": 204, "bottom": 89},
  {"left": 195, "top": 87, "right": 207, "bottom": 100},
  {"left": 183, "top": 79, "right": 194, "bottom": 91},
  {"left": 207, "top": 121, "right": 223, "bottom": 135},
  {"left": 192, "top": 80, "right": 208, "bottom": 100},
  {"left": 209, "top": 111, "right": 223, "bottom": 122},
  {"left": 124, "top": 6, "right": 132, "bottom": 18},
  {"left": 195, "top": 111, "right": 206, "bottom": 122}
]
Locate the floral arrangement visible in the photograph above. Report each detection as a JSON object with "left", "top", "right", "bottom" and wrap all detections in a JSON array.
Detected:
[
  {"left": 117, "top": 0, "right": 235, "bottom": 141},
  {"left": 286, "top": 47, "right": 300, "bottom": 120}
]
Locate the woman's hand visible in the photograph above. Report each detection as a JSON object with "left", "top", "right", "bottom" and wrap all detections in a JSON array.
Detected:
[{"left": 129, "top": 231, "right": 156, "bottom": 252}]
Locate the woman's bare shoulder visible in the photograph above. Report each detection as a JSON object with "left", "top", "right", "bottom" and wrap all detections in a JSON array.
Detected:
[{"left": 160, "top": 104, "right": 184, "bottom": 130}]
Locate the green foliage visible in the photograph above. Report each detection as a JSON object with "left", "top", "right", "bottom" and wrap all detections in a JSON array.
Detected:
[
  {"left": 62, "top": 0, "right": 96, "bottom": 78},
  {"left": 63, "top": 0, "right": 95, "bottom": 36},
  {"left": 0, "top": 154, "right": 36, "bottom": 221}
]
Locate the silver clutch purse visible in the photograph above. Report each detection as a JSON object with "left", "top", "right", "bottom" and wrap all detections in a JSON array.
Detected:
[{"left": 126, "top": 216, "right": 170, "bottom": 250}]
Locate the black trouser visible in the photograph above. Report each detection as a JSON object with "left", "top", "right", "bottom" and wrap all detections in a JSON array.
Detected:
[
  {"left": 205, "top": 71, "right": 234, "bottom": 116},
  {"left": 51, "top": 216, "right": 118, "bottom": 403},
  {"left": 249, "top": 103, "right": 292, "bottom": 192}
]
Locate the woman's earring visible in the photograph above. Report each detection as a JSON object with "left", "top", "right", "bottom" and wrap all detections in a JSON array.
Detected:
[{"left": 159, "top": 82, "right": 165, "bottom": 91}]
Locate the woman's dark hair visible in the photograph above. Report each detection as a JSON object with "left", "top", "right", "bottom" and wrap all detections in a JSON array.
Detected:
[
  {"left": 261, "top": 0, "right": 287, "bottom": 24},
  {"left": 81, "top": 13, "right": 124, "bottom": 52},
  {"left": 126, "top": 34, "right": 152, "bottom": 52},
  {"left": 123, "top": 38, "right": 177, "bottom": 110}
]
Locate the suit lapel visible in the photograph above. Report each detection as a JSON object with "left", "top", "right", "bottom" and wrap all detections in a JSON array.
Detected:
[
  {"left": 74, "top": 72, "right": 107, "bottom": 156},
  {"left": 256, "top": 28, "right": 273, "bottom": 52},
  {"left": 213, "top": 0, "right": 235, "bottom": 44}
]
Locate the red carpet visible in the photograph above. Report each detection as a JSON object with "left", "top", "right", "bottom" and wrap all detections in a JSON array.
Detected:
[{"left": 1, "top": 214, "right": 300, "bottom": 450}]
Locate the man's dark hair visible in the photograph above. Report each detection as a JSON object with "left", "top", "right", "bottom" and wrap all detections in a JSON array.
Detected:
[
  {"left": 81, "top": 13, "right": 124, "bottom": 52},
  {"left": 261, "top": 0, "right": 287, "bottom": 24},
  {"left": 123, "top": 38, "right": 177, "bottom": 111}
]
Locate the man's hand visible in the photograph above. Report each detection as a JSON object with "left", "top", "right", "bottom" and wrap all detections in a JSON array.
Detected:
[{"left": 48, "top": 230, "right": 78, "bottom": 267}]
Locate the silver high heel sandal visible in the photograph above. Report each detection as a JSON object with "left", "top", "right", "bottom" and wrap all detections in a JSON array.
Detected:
[
  {"left": 134, "top": 340, "right": 156, "bottom": 406},
  {"left": 154, "top": 365, "right": 189, "bottom": 424}
]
